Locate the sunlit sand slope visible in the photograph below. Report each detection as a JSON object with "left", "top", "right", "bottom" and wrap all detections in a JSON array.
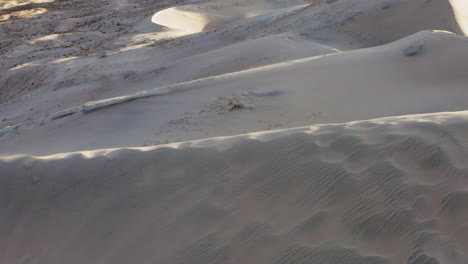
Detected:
[{"left": 1, "top": 30, "right": 467, "bottom": 156}]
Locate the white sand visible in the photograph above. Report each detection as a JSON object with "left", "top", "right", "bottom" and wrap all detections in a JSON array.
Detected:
[
  {"left": 1, "top": 0, "right": 468, "bottom": 263},
  {"left": 450, "top": 0, "right": 468, "bottom": 34}
]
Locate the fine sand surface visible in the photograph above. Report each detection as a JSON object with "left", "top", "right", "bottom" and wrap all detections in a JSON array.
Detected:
[
  {"left": 3, "top": 112, "right": 468, "bottom": 264},
  {"left": 1, "top": 0, "right": 468, "bottom": 263},
  {"left": 0, "top": 0, "right": 467, "bottom": 155}
]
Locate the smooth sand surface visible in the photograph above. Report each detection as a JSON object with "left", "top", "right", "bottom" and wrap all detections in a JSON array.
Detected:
[
  {"left": 1, "top": 0, "right": 468, "bottom": 263},
  {"left": 450, "top": 0, "right": 468, "bottom": 34}
]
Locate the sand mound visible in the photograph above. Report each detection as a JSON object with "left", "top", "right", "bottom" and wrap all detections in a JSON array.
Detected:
[
  {"left": 1, "top": 0, "right": 465, "bottom": 131},
  {"left": 151, "top": 6, "right": 212, "bottom": 34},
  {"left": 153, "top": 34, "right": 339, "bottom": 81},
  {"left": 294, "top": 0, "right": 463, "bottom": 48},
  {"left": 2, "top": 0, "right": 468, "bottom": 263},
  {"left": 2, "top": 111, "right": 468, "bottom": 263},
  {"left": 1, "top": 30, "right": 467, "bottom": 156},
  {"left": 151, "top": 0, "right": 309, "bottom": 34}
]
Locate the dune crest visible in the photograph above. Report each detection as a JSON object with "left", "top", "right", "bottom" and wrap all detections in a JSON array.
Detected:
[{"left": 152, "top": 7, "right": 212, "bottom": 34}]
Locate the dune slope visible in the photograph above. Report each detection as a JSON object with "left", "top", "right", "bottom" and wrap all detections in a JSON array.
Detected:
[
  {"left": 2, "top": 111, "right": 468, "bottom": 264},
  {"left": 1, "top": 0, "right": 468, "bottom": 263},
  {"left": 1, "top": 30, "right": 467, "bottom": 156}
]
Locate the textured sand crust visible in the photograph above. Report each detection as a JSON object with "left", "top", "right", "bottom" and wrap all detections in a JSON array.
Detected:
[{"left": 2, "top": 111, "right": 468, "bottom": 264}]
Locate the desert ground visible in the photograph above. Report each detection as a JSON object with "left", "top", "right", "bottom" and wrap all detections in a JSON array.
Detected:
[{"left": 1, "top": 0, "right": 468, "bottom": 263}]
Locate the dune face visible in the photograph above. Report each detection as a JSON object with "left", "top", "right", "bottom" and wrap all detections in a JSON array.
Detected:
[
  {"left": 151, "top": 0, "right": 311, "bottom": 35},
  {"left": 152, "top": 7, "right": 212, "bottom": 34},
  {"left": 2, "top": 0, "right": 468, "bottom": 263},
  {"left": 449, "top": 0, "right": 468, "bottom": 34},
  {"left": 3, "top": 112, "right": 468, "bottom": 264},
  {"left": 1, "top": 30, "right": 468, "bottom": 156}
]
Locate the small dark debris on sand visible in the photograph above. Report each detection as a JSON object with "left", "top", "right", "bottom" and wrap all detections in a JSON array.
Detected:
[{"left": 404, "top": 43, "right": 425, "bottom": 57}]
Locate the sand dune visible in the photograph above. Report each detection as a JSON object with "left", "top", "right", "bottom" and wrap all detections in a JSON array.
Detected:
[
  {"left": 1, "top": 0, "right": 462, "bottom": 111},
  {"left": 2, "top": 0, "right": 468, "bottom": 263},
  {"left": 1, "top": 30, "right": 467, "bottom": 156},
  {"left": 151, "top": 0, "right": 311, "bottom": 35},
  {"left": 2, "top": 111, "right": 468, "bottom": 263}
]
